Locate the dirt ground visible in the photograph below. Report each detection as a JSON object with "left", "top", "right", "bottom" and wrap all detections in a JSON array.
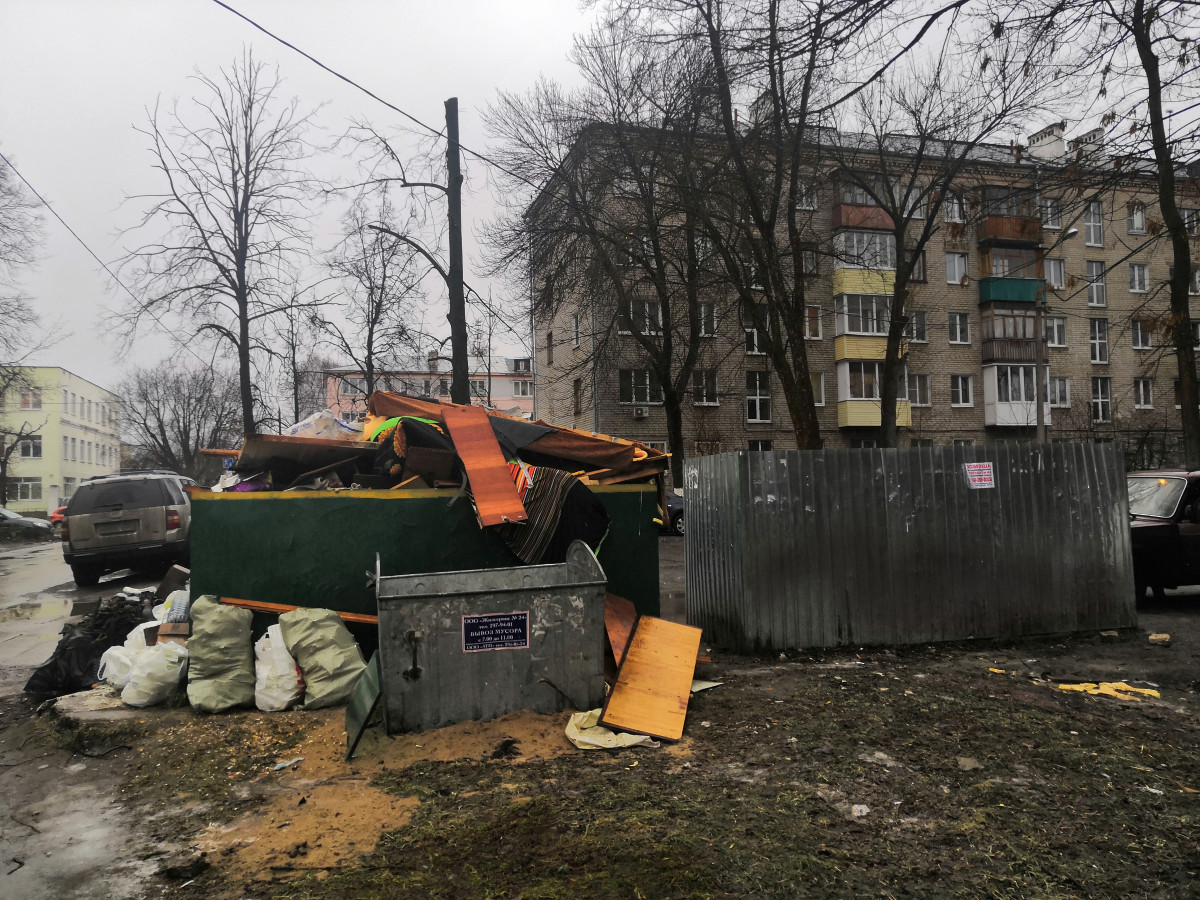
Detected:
[{"left": 2, "top": 538, "right": 1198, "bottom": 899}]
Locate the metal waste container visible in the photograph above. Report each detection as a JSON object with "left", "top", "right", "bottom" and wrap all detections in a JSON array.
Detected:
[{"left": 375, "top": 540, "right": 607, "bottom": 733}]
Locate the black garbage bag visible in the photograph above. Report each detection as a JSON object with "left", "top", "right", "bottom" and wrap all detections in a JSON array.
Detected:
[{"left": 23, "top": 597, "right": 150, "bottom": 702}]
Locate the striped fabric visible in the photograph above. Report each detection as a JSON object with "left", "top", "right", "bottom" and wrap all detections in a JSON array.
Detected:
[{"left": 496, "top": 465, "right": 579, "bottom": 564}]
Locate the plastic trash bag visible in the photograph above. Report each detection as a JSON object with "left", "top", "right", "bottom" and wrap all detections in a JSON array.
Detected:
[
  {"left": 254, "top": 624, "right": 304, "bottom": 712},
  {"left": 23, "top": 597, "right": 148, "bottom": 702},
  {"left": 278, "top": 608, "right": 366, "bottom": 710},
  {"left": 98, "top": 620, "right": 163, "bottom": 689},
  {"left": 121, "top": 642, "right": 188, "bottom": 707},
  {"left": 186, "top": 596, "right": 255, "bottom": 713}
]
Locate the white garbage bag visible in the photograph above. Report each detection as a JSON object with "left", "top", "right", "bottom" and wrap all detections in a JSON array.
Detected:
[
  {"left": 121, "top": 642, "right": 188, "bottom": 707},
  {"left": 254, "top": 624, "right": 304, "bottom": 712}
]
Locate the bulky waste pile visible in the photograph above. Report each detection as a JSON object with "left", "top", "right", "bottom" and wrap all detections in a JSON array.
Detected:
[{"left": 203, "top": 392, "right": 672, "bottom": 566}]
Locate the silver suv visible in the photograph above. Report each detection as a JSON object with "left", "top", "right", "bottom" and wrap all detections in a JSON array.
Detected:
[{"left": 61, "top": 471, "right": 193, "bottom": 586}]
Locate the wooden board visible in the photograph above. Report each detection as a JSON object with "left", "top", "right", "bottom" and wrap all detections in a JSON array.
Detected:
[
  {"left": 234, "top": 433, "right": 378, "bottom": 473},
  {"left": 441, "top": 405, "right": 528, "bottom": 527},
  {"left": 599, "top": 616, "right": 702, "bottom": 742},
  {"left": 604, "top": 592, "right": 638, "bottom": 666},
  {"left": 219, "top": 596, "right": 379, "bottom": 625}
]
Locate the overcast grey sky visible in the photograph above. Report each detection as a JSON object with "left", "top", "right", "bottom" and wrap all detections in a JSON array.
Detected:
[{"left": 0, "top": 0, "right": 594, "bottom": 391}]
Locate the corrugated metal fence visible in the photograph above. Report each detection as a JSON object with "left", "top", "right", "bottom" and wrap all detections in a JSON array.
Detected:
[{"left": 684, "top": 443, "right": 1136, "bottom": 652}]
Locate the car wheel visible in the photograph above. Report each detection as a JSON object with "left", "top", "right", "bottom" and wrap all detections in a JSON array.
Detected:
[
  {"left": 671, "top": 511, "right": 685, "bottom": 536},
  {"left": 71, "top": 564, "right": 101, "bottom": 587}
]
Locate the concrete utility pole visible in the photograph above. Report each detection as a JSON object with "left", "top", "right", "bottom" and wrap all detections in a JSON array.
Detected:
[{"left": 445, "top": 97, "right": 469, "bottom": 405}]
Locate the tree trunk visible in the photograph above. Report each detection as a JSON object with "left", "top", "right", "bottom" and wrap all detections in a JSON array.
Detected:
[
  {"left": 237, "top": 291, "right": 256, "bottom": 436},
  {"left": 879, "top": 283, "right": 910, "bottom": 448},
  {"left": 1131, "top": 0, "right": 1200, "bottom": 466},
  {"left": 664, "top": 391, "right": 686, "bottom": 486}
]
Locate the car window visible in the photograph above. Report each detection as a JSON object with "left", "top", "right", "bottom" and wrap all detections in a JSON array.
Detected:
[
  {"left": 1128, "top": 476, "right": 1187, "bottom": 518},
  {"left": 68, "top": 480, "right": 168, "bottom": 514},
  {"left": 0, "top": 507, "right": 18, "bottom": 520}
]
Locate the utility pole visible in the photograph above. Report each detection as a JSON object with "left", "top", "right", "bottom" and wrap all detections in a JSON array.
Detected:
[{"left": 445, "top": 98, "right": 469, "bottom": 405}]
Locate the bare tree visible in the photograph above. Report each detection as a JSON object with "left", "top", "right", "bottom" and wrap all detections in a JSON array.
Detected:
[
  {"left": 119, "top": 364, "right": 241, "bottom": 483},
  {"left": 987, "top": 0, "right": 1200, "bottom": 462},
  {"left": 485, "top": 15, "right": 736, "bottom": 480},
  {"left": 120, "top": 50, "right": 319, "bottom": 436},
  {"left": 317, "top": 189, "right": 423, "bottom": 403}
]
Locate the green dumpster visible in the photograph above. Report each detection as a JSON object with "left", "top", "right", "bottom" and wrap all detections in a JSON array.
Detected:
[{"left": 189, "top": 484, "right": 660, "bottom": 617}]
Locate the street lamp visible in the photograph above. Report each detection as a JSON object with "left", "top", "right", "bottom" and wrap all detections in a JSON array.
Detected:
[{"left": 1035, "top": 227, "right": 1079, "bottom": 443}]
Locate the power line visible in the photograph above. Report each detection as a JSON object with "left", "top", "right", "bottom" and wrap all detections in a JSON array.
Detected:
[{"left": 0, "top": 150, "right": 223, "bottom": 373}]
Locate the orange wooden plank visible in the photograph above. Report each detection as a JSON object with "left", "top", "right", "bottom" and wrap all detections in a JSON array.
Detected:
[
  {"left": 441, "top": 404, "right": 528, "bottom": 527},
  {"left": 604, "top": 592, "right": 638, "bottom": 667},
  {"left": 599, "top": 616, "right": 703, "bottom": 742},
  {"left": 219, "top": 596, "right": 379, "bottom": 625}
]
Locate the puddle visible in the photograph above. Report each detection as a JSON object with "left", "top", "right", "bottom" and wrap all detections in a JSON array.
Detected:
[{"left": 0, "top": 597, "right": 73, "bottom": 623}]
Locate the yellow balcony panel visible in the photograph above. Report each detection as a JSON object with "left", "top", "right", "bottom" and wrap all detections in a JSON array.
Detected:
[
  {"left": 837, "top": 399, "right": 912, "bottom": 429},
  {"left": 832, "top": 269, "right": 895, "bottom": 296},
  {"left": 834, "top": 335, "right": 907, "bottom": 361}
]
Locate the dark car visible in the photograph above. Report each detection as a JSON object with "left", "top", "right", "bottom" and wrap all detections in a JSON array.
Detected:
[
  {"left": 661, "top": 492, "right": 684, "bottom": 536},
  {"left": 1128, "top": 470, "right": 1200, "bottom": 601},
  {"left": 61, "top": 471, "right": 192, "bottom": 586},
  {"left": 0, "top": 505, "right": 54, "bottom": 536}
]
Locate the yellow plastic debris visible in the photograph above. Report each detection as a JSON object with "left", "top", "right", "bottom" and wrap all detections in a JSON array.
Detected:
[
  {"left": 988, "top": 668, "right": 1006, "bottom": 674},
  {"left": 1054, "top": 681, "right": 1160, "bottom": 701}
]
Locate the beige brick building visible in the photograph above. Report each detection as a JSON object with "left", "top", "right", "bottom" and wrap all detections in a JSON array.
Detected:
[{"left": 530, "top": 123, "right": 1200, "bottom": 474}]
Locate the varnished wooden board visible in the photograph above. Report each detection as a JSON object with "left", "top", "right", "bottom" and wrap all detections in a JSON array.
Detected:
[
  {"left": 599, "top": 616, "right": 703, "bottom": 742},
  {"left": 442, "top": 404, "right": 528, "bottom": 526}
]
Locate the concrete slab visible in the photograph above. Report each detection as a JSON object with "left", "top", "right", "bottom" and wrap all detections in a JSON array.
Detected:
[{"left": 46, "top": 686, "right": 143, "bottom": 724}]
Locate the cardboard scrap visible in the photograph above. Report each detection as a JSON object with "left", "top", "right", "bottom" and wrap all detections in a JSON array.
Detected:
[
  {"left": 565, "top": 708, "right": 660, "bottom": 750},
  {"left": 600, "top": 616, "right": 703, "bottom": 742}
]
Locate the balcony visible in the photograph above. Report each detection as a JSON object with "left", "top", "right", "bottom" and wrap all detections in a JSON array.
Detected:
[
  {"left": 977, "top": 214, "right": 1043, "bottom": 246},
  {"left": 981, "top": 338, "right": 1037, "bottom": 365},
  {"left": 837, "top": 400, "right": 913, "bottom": 428},
  {"left": 978, "top": 277, "right": 1044, "bottom": 304},
  {"left": 834, "top": 334, "right": 906, "bottom": 361},
  {"left": 832, "top": 204, "right": 894, "bottom": 231},
  {"left": 981, "top": 365, "right": 1052, "bottom": 427},
  {"left": 832, "top": 268, "right": 895, "bottom": 295}
]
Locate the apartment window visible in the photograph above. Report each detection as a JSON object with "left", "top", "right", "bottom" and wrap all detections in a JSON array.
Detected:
[
  {"left": 749, "top": 440, "right": 774, "bottom": 452},
  {"left": 1089, "top": 318, "right": 1109, "bottom": 363},
  {"left": 946, "top": 252, "right": 968, "bottom": 284},
  {"left": 851, "top": 438, "right": 878, "bottom": 449},
  {"left": 911, "top": 438, "right": 935, "bottom": 447},
  {"left": 88, "top": 441, "right": 94, "bottom": 463},
  {"left": 692, "top": 369, "right": 719, "bottom": 406},
  {"left": 470, "top": 380, "right": 487, "bottom": 398},
  {"left": 1192, "top": 269, "right": 1200, "bottom": 296},
  {"left": 800, "top": 246, "right": 819, "bottom": 275},
  {"left": 803, "top": 305, "right": 822, "bottom": 340},
  {"left": 1129, "top": 263, "right": 1148, "bottom": 293},
  {"left": 1127, "top": 202, "right": 1147, "bottom": 235},
  {"left": 1086, "top": 261, "right": 1107, "bottom": 306},
  {"left": 20, "top": 390, "right": 41, "bottom": 410},
  {"left": 948, "top": 312, "right": 970, "bottom": 344},
  {"left": 1132, "top": 319, "right": 1153, "bottom": 350},
  {"left": 1084, "top": 200, "right": 1104, "bottom": 246},
  {"left": 811, "top": 372, "right": 825, "bottom": 406},
  {"left": 745, "top": 303, "right": 768, "bottom": 354},
  {"left": 618, "top": 369, "right": 662, "bottom": 404},
  {"left": 908, "top": 373, "right": 931, "bottom": 406},
  {"left": 71, "top": 393, "right": 77, "bottom": 415},
  {"left": 86, "top": 400, "right": 92, "bottom": 422},
  {"left": 573, "top": 379, "right": 582, "bottom": 415},
  {"left": 699, "top": 303, "right": 716, "bottom": 337},
  {"left": 1049, "top": 376, "right": 1070, "bottom": 408},
  {"left": 950, "top": 374, "right": 974, "bottom": 406},
  {"left": 63, "top": 477, "right": 76, "bottom": 500},
  {"left": 1041, "top": 196, "right": 1062, "bottom": 229},
  {"left": 618, "top": 297, "right": 662, "bottom": 335},
  {"left": 904, "top": 311, "right": 927, "bottom": 343},
  {"left": 841, "top": 178, "right": 878, "bottom": 206},
  {"left": 953, "top": 439, "right": 975, "bottom": 448},
  {"left": 794, "top": 180, "right": 817, "bottom": 210},
  {"left": 837, "top": 294, "right": 889, "bottom": 336},
  {"left": 1045, "top": 258, "right": 1066, "bottom": 290},
  {"left": 906, "top": 250, "right": 926, "bottom": 282},
  {"left": 943, "top": 191, "right": 965, "bottom": 223},
  {"left": 984, "top": 185, "right": 1035, "bottom": 217},
  {"left": 438, "top": 379, "right": 449, "bottom": 397},
  {"left": 70, "top": 438, "right": 77, "bottom": 461},
  {"left": 996, "top": 365, "right": 1036, "bottom": 402},
  {"left": 572, "top": 313, "right": 580, "bottom": 346},
  {"left": 983, "top": 307, "right": 1036, "bottom": 341},
  {"left": 513, "top": 358, "right": 531, "bottom": 373},
  {"left": 546, "top": 332, "right": 553, "bottom": 365},
  {"left": 848, "top": 361, "right": 882, "bottom": 400},
  {"left": 513, "top": 380, "right": 532, "bottom": 397},
  {"left": 7, "top": 477, "right": 42, "bottom": 503},
  {"left": 837, "top": 230, "right": 896, "bottom": 269},
  {"left": 746, "top": 371, "right": 771, "bottom": 422},
  {"left": 1047, "top": 316, "right": 1067, "bottom": 348},
  {"left": 62, "top": 436, "right": 69, "bottom": 460},
  {"left": 19, "top": 435, "right": 42, "bottom": 459},
  {"left": 1092, "top": 377, "right": 1112, "bottom": 422},
  {"left": 1185, "top": 209, "right": 1200, "bottom": 236},
  {"left": 1135, "top": 377, "right": 1154, "bottom": 409},
  {"left": 903, "top": 187, "right": 925, "bottom": 219},
  {"left": 61, "top": 389, "right": 68, "bottom": 414}
]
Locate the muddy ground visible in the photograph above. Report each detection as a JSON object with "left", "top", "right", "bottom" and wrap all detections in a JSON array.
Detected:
[{"left": 2, "top": 539, "right": 1198, "bottom": 899}]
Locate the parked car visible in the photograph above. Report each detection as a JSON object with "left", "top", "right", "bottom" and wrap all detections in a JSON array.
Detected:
[
  {"left": 0, "top": 505, "right": 54, "bottom": 536},
  {"left": 61, "top": 471, "right": 192, "bottom": 586},
  {"left": 1127, "top": 470, "right": 1200, "bottom": 601},
  {"left": 661, "top": 492, "right": 684, "bottom": 536},
  {"left": 49, "top": 505, "right": 67, "bottom": 525}
]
